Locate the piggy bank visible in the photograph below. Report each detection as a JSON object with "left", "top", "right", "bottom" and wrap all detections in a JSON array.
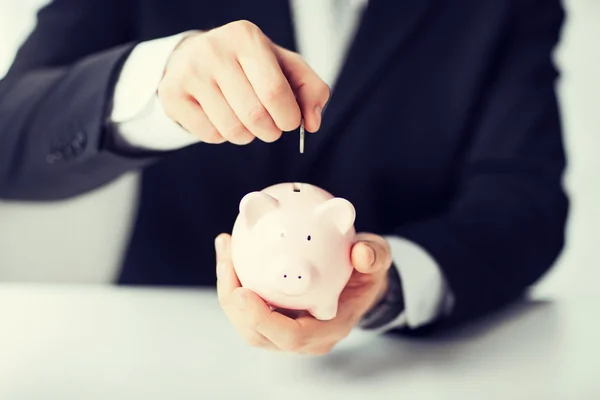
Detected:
[{"left": 230, "top": 182, "right": 356, "bottom": 320}]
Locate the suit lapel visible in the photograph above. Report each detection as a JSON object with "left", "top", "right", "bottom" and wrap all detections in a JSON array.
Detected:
[{"left": 297, "top": 0, "right": 436, "bottom": 170}]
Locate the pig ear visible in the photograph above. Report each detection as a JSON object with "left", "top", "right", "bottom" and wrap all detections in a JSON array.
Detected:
[
  {"left": 239, "top": 192, "right": 279, "bottom": 227},
  {"left": 316, "top": 198, "right": 356, "bottom": 234}
]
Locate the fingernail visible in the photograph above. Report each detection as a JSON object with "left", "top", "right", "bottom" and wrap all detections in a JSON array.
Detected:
[{"left": 366, "top": 245, "right": 376, "bottom": 266}]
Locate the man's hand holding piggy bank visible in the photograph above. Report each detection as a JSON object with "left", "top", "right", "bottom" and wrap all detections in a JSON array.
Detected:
[{"left": 215, "top": 183, "right": 393, "bottom": 355}]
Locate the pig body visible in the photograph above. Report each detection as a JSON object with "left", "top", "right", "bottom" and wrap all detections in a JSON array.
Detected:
[{"left": 230, "top": 182, "right": 356, "bottom": 320}]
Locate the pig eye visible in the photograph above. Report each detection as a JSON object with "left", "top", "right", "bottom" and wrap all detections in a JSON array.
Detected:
[{"left": 307, "top": 235, "right": 311, "bottom": 241}]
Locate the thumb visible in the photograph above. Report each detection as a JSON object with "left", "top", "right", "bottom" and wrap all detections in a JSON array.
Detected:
[
  {"left": 351, "top": 240, "right": 389, "bottom": 274},
  {"left": 273, "top": 45, "right": 330, "bottom": 133}
]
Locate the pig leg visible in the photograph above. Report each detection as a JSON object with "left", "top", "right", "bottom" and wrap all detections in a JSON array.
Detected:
[{"left": 310, "top": 300, "right": 339, "bottom": 321}]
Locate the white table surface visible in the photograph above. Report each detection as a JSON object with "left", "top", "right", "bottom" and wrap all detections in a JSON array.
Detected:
[{"left": 0, "top": 284, "right": 598, "bottom": 400}]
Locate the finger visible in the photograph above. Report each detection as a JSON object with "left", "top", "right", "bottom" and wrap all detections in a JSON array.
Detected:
[
  {"left": 215, "top": 233, "right": 232, "bottom": 267},
  {"left": 236, "top": 328, "right": 280, "bottom": 351},
  {"left": 252, "top": 299, "right": 353, "bottom": 352},
  {"left": 232, "top": 288, "right": 314, "bottom": 352},
  {"left": 214, "top": 234, "right": 281, "bottom": 351},
  {"left": 164, "top": 96, "right": 225, "bottom": 144},
  {"left": 186, "top": 77, "right": 255, "bottom": 145},
  {"left": 351, "top": 241, "right": 377, "bottom": 273},
  {"left": 274, "top": 46, "right": 330, "bottom": 133},
  {"left": 351, "top": 239, "right": 391, "bottom": 274},
  {"left": 215, "top": 61, "right": 282, "bottom": 143},
  {"left": 298, "top": 341, "right": 336, "bottom": 356},
  {"left": 215, "top": 234, "right": 240, "bottom": 306},
  {"left": 224, "top": 286, "right": 280, "bottom": 351},
  {"left": 294, "top": 312, "right": 354, "bottom": 344},
  {"left": 236, "top": 38, "right": 301, "bottom": 132}
]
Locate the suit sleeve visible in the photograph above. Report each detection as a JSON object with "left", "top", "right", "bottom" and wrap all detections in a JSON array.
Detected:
[
  {"left": 0, "top": 0, "right": 161, "bottom": 201},
  {"left": 393, "top": 0, "right": 569, "bottom": 331}
]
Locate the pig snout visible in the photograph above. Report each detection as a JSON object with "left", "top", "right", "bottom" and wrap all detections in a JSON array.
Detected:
[{"left": 272, "top": 259, "right": 313, "bottom": 296}]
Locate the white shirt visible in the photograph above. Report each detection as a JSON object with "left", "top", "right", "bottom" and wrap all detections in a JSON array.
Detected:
[{"left": 110, "top": 0, "right": 454, "bottom": 331}]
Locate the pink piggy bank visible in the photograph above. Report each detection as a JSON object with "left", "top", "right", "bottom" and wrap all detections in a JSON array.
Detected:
[{"left": 230, "top": 182, "right": 356, "bottom": 320}]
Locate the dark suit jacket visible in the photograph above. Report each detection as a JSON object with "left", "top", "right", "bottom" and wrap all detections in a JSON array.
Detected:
[{"left": 0, "top": 0, "right": 568, "bottom": 330}]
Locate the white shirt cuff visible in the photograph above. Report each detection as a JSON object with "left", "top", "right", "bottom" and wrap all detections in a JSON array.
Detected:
[
  {"left": 364, "top": 236, "right": 455, "bottom": 333},
  {"left": 110, "top": 31, "right": 201, "bottom": 151}
]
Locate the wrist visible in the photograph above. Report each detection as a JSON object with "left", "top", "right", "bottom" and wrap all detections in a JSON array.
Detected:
[
  {"left": 110, "top": 31, "right": 203, "bottom": 152},
  {"left": 112, "top": 31, "right": 193, "bottom": 124},
  {"left": 373, "top": 270, "right": 389, "bottom": 307},
  {"left": 162, "top": 30, "right": 203, "bottom": 79},
  {"left": 359, "top": 263, "right": 405, "bottom": 330}
]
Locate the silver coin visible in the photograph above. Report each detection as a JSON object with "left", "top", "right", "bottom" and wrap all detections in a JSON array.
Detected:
[{"left": 300, "top": 120, "right": 305, "bottom": 154}]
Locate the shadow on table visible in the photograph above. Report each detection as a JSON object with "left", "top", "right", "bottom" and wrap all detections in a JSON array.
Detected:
[{"left": 309, "top": 299, "right": 559, "bottom": 380}]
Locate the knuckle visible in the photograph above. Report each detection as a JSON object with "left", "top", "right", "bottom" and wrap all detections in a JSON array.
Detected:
[
  {"left": 167, "top": 49, "right": 199, "bottom": 77},
  {"left": 199, "top": 127, "right": 223, "bottom": 143},
  {"left": 334, "top": 328, "right": 352, "bottom": 342},
  {"left": 195, "top": 35, "right": 224, "bottom": 64},
  {"left": 319, "top": 82, "right": 331, "bottom": 102},
  {"left": 223, "top": 123, "right": 254, "bottom": 145},
  {"left": 182, "top": 60, "right": 202, "bottom": 80},
  {"left": 230, "top": 19, "right": 261, "bottom": 36},
  {"left": 310, "top": 343, "right": 335, "bottom": 356},
  {"left": 247, "top": 104, "right": 269, "bottom": 125},
  {"left": 181, "top": 119, "right": 202, "bottom": 137},
  {"left": 205, "top": 35, "right": 222, "bottom": 55},
  {"left": 244, "top": 334, "right": 265, "bottom": 348},
  {"left": 224, "top": 120, "right": 247, "bottom": 138},
  {"left": 280, "top": 334, "right": 305, "bottom": 352},
  {"left": 246, "top": 314, "right": 263, "bottom": 332},
  {"left": 264, "top": 80, "right": 290, "bottom": 102},
  {"left": 161, "top": 102, "right": 180, "bottom": 123},
  {"left": 157, "top": 81, "right": 180, "bottom": 105}
]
